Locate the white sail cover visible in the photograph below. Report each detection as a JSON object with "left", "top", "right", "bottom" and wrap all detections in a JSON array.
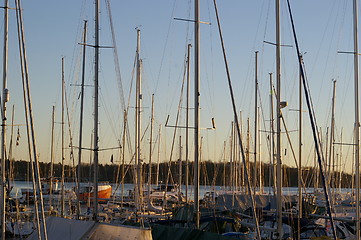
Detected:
[
  {"left": 27, "top": 216, "right": 95, "bottom": 240},
  {"left": 83, "top": 223, "right": 153, "bottom": 240},
  {"left": 26, "top": 217, "right": 153, "bottom": 240}
]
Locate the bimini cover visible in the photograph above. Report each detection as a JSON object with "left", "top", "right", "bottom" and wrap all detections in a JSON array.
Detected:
[
  {"left": 152, "top": 225, "right": 234, "bottom": 240},
  {"left": 83, "top": 223, "right": 153, "bottom": 240},
  {"left": 26, "top": 216, "right": 95, "bottom": 240}
]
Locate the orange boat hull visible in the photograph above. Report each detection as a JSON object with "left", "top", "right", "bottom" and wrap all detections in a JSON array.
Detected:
[{"left": 79, "top": 186, "right": 112, "bottom": 202}]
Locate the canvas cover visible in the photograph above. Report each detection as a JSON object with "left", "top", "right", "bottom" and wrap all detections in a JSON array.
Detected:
[
  {"left": 83, "top": 223, "right": 153, "bottom": 240},
  {"left": 26, "top": 217, "right": 152, "bottom": 240},
  {"left": 26, "top": 216, "right": 95, "bottom": 240},
  {"left": 215, "top": 193, "right": 298, "bottom": 211},
  {"left": 152, "top": 225, "right": 236, "bottom": 240}
]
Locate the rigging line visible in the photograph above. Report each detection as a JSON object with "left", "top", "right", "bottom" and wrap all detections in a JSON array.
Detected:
[
  {"left": 162, "top": 52, "right": 188, "bottom": 210},
  {"left": 124, "top": 53, "right": 137, "bottom": 159},
  {"left": 141, "top": 62, "right": 154, "bottom": 108},
  {"left": 114, "top": 148, "right": 137, "bottom": 193},
  {"left": 300, "top": 59, "right": 321, "bottom": 146},
  {"left": 161, "top": 1, "right": 192, "bottom": 120},
  {"left": 241, "top": 2, "right": 269, "bottom": 114},
  {"left": 67, "top": 1, "right": 90, "bottom": 129},
  {"left": 64, "top": 76, "right": 77, "bottom": 184},
  {"left": 286, "top": 0, "right": 337, "bottom": 238},
  {"left": 336, "top": 2, "right": 352, "bottom": 124},
  {"left": 161, "top": 3, "right": 192, "bottom": 121},
  {"left": 97, "top": 55, "right": 122, "bottom": 140},
  {"left": 202, "top": 0, "right": 215, "bottom": 118},
  {"left": 212, "top": 0, "right": 261, "bottom": 239},
  {"left": 244, "top": 0, "right": 269, "bottom": 100},
  {"left": 154, "top": 0, "right": 178, "bottom": 95},
  {"left": 67, "top": 0, "right": 86, "bottom": 90},
  {"left": 113, "top": 116, "right": 154, "bottom": 194},
  {"left": 120, "top": 119, "right": 151, "bottom": 197},
  {"left": 104, "top": 0, "right": 126, "bottom": 112},
  {"left": 15, "top": 0, "right": 47, "bottom": 238},
  {"left": 127, "top": 54, "right": 137, "bottom": 112},
  {"left": 260, "top": 0, "right": 271, "bottom": 79},
  {"left": 255, "top": 0, "right": 269, "bottom": 51},
  {"left": 332, "top": 1, "right": 348, "bottom": 78},
  {"left": 257, "top": 83, "right": 272, "bottom": 170},
  {"left": 69, "top": 67, "right": 83, "bottom": 146},
  {"left": 341, "top": 139, "right": 353, "bottom": 177},
  {"left": 99, "top": 90, "right": 119, "bottom": 144},
  {"left": 317, "top": 2, "right": 340, "bottom": 108}
]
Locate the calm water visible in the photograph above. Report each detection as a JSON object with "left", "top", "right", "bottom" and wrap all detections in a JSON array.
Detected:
[{"left": 9, "top": 181, "right": 354, "bottom": 200}]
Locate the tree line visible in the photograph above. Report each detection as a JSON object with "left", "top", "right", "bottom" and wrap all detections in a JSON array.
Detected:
[{"left": 8, "top": 159, "right": 353, "bottom": 188}]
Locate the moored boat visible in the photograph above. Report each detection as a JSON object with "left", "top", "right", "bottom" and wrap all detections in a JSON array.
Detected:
[{"left": 79, "top": 184, "right": 112, "bottom": 202}]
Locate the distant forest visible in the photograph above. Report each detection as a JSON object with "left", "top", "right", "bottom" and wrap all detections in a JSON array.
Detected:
[{"left": 9, "top": 159, "right": 354, "bottom": 188}]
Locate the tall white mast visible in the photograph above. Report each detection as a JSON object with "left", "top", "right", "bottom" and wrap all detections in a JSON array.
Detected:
[
  {"left": 258, "top": 107, "right": 262, "bottom": 193},
  {"left": 61, "top": 57, "right": 65, "bottom": 217},
  {"left": 178, "top": 135, "right": 182, "bottom": 197},
  {"left": 15, "top": 0, "right": 47, "bottom": 237},
  {"left": 93, "top": 0, "right": 100, "bottom": 221},
  {"left": 1, "top": 0, "right": 8, "bottom": 238},
  {"left": 230, "top": 123, "right": 233, "bottom": 190},
  {"left": 329, "top": 80, "right": 336, "bottom": 195},
  {"left": 275, "top": 0, "right": 283, "bottom": 237},
  {"left": 194, "top": 0, "right": 200, "bottom": 229},
  {"left": 298, "top": 56, "right": 303, "bottom": 240},
  {"left": 269, "top": 73, "right": 276, "bottom": 193},
  {"left": 246, "top": 118, "right": 250, "bottom": 193},
  {"left": 77, "top": 20, "right": 87, "bottom": 219},
  {"left": 254, "top": 51, "right": 258, "bottom": 191},
  {"left": 135, "top": 29, "right": 143, "bottom": 212},
  {"left": 353, "top": 0, "right": 360, "bottom": 238},
  {"left": 49, "top": 106, "right": 55, "bottom": 210},
  {"left": 148, "top": 94, "right": 154, "bottom": 204},
  {"left": 120, "top": 110, "right": 127, "bottom": 208},
  {"left": 156, "top": 125, "right": 161, "bottom": 187},
  {"left": 185, "top": 43, "right": 191, "bottom": 203}
]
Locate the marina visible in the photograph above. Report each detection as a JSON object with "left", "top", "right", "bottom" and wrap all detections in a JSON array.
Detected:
[{"left": 1, "top": 0, "right": 361, "bottom": 239}]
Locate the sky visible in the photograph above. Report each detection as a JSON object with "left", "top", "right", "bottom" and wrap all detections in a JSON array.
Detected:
[{"left": 0, "top": 0, "right": 359, "bottom": 179}]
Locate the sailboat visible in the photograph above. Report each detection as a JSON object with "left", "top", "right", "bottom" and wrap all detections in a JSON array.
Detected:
[{"left": 78, "top": 184, "right": 112, "bottom": 203}]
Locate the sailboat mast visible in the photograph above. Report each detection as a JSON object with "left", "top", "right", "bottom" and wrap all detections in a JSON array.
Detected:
[
  {"left": 49, "top": 106, "right": 55, "bottom": 210},
  {"left": 275, "top": 0, "right": 283, "bottom": 236},
  {"left": 61, "top": 57, "right": 65, "bottom": 217},
  {"left": 231, "top": 124, "right": 234, "bottom": 190},
  {"left": 185, "top": 43, "right": 191, "bottom": 203},
  {"left": 246, "top": 118, "right": 250, "bottom": 193},
  {"left": 269, "top": 73, "right": 276, "bottom": 193},
  {"left": 148, "top": 94, "right": 154, "bottom": 203},
  {"left": 329, "top": 80, "right": 336, "bottom": 194},
  {"left": 16, "top": 0, "right": 48, "bottom": 237},
  {"left": 135, "top": 29, "right": 143, "bottom": 212},
  {"left": 120, "top": 110, "right": 127, "bottom": 208},
  {"left": 298, "top": 55, "right": 303, "bottom": 240},
  {"left": 156, "top": 125, "right": 161, "bottom": 187},
  {"left": 353, "top": 0, "right": 360, "bottom": 237},
  {"left": 222, "top": 141, "right": 226, "bottom": 190},
  {"left": 339, "top": 129, "right": 343, "bottom": 191},
  {"left": 194, "top": 0, "right": 200, "bottom": 229},
  {"left": 77, "top": 19, "right": 87, "bottom": 220},
  {"left": 178, "top": 135, "right": 182, "bottom": 197},
  {"left": 1, "top": 0, "right": 8, "bottom": 237},
  {"left": 254, "top": 51, "right": 258, "bottom": 192},
  {"left": 233, "top": 122, "right": 237, "bottom": 191},
  {"left": 93, "top": 0, "right": 100, "bottom": 221},
  {"left": 258, "top": 107, "right": 262, "bottom": 193}
]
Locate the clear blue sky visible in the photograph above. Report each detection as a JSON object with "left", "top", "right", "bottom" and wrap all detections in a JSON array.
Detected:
[{"left": 1, "top": 0, "right": 358, "bottom": 176}]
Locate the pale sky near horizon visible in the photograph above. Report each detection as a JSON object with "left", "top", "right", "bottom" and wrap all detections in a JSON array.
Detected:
[{"left": 1, "top": 0, "right": 359, "bottom": 178}]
